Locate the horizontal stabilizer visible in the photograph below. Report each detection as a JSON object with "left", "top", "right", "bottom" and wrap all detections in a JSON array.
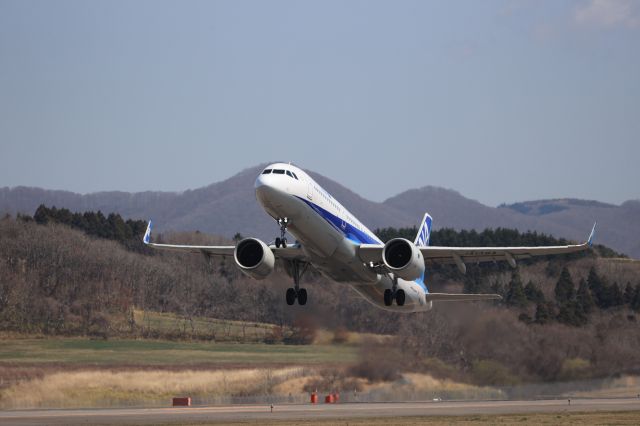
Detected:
[{"left": 425, "top": 293, "right": 502, "bottom": 302}]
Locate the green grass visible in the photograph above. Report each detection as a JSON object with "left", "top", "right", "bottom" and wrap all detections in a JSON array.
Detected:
[
  {"left": 133, "top": 309, "right": 278, "bottom": 342},
  {"left": 0, "top": 338, "right": 358, "bottom": 366}
]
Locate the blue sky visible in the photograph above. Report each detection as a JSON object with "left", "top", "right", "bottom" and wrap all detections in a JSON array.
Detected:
[{"left": 1, "top": 0, "right": 638, "bottom": 206}]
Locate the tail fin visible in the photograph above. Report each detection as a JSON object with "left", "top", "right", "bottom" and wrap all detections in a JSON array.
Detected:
[
  {"left": 143, "top": 220, "right": 152, "bottom": 244},
  {"left": 414, "top": 213, "right": 433, "bottom": 247}
]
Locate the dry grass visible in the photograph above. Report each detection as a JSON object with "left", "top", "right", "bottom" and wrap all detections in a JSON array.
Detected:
[
  {"left": 567, "top": 375, "right": 640, "bottom": 398},
  {"left": 267, "top": 372, "right": 501, "bottom": 401},
  {"left": 0, "top": 367, "right": 304, "bottom": 409}
]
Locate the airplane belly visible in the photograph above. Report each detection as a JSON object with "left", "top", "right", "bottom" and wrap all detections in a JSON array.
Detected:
[{"left": 350, "top": 277, "right": 432, "bottom": 313}]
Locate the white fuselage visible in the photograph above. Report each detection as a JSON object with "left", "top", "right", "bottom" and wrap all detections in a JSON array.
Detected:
[{"left": 255, "top": 163, "right": 432, "bottom": 312}]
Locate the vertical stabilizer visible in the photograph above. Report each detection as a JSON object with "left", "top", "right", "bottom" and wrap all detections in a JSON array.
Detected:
[{"left": 414, "top": 213, "right": 433, "bottom": 248}]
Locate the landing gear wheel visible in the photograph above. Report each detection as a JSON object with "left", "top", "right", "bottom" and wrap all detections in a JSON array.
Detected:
[
  {"left": 275, "top": 237, "right": 282, "bottom": 248},
  {"left": 395, "top": 289, "right": 406, "bottom": 306},
  {"left": 297, "top": 288, "right": 307, "bottom": 305},
  {"left": 383, "top": 289, "right": 393, "bottom": 306},
  {"left": 286, "top": 288, "right": 296, "bottom": 305},
  {"left": 281, "top": 238, "right": 287, "bottom": 249}
]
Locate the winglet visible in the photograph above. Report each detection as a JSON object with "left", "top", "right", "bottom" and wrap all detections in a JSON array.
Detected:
[
  {"left": 587, "top": 222, "right": 597, "bottom": 247},
  {"left": 143, "top": 220, "right": 153, "bottom": 244}
]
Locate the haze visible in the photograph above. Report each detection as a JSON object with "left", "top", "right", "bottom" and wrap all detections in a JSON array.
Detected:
[{"left": 1, "top": 0, "right": 638, "bottom": 206}]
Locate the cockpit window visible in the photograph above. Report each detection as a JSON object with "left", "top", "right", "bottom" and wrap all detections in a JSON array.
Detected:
[
  {"left": 262, "top": 169, "right": 272, "bottom": 174},
  {"left": 273, "top": 169, "right": 285, "bottom": 174},
  {"left": 291, "top": 172, "right": 298, "bottom": 180},
  {"left": 286, "top": 171, "right": 293, "bottom": 177}
]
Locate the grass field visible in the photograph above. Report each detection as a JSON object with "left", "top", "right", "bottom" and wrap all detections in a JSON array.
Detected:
[
  {"left": 0, "top": 338, "right": 358, "bottom": 366},
  {"left": 133, "top": 310, "right": 279, "bottom": 342}
]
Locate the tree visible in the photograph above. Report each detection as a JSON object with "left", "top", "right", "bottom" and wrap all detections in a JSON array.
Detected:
[
  {"left": 557, "top": 301, "right": 587, "bottom": 327},
  {"left": 631, "top": 284, "right": 640, "bottom": 312},
  {"left": 463, "top": 269, "right": 487, "bottom": 294},
  {"left": 506, "top": 271, "right": 527, "bottom": 307},
  {"left": 609, "top": 282, "right": 624, "bottom": 307},
  {"left": 576, "top": 278, "right": 594, "bottom": 316},
  {"left": 624, "top": 282, "right": 634, "bottom": 305},
  {"left": 555, "top": 267, "right": 575, "bottom": 305},
  {"left": 524, "top": 281, "right": 545, "bottom": 304},
  {"left": 534, "top": 303, "right": 552, "bottom": 324},
  {"left": 33, "top": 204, "right": 51, "bottom": 224},
  {"left": 588, "top": 267, "right": 605, "bottom": 308}
]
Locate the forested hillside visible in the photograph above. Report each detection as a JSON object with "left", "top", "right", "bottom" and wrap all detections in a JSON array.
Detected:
[{"left": 1, "top": 211, "right": 639, "bottom": 385}]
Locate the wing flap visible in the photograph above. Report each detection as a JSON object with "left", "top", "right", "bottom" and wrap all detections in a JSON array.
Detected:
[{"left": 421, "top": 242, "right": 588, "bottom": 263}]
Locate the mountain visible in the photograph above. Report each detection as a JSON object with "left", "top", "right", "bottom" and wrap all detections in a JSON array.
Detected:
[{"left": 1, "top": 165, "right": 638, "bottom": 258}]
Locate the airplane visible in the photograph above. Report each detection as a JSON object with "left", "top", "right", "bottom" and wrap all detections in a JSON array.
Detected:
[{"left": 143, "top": 162, "right": 597, "bottom": 313}]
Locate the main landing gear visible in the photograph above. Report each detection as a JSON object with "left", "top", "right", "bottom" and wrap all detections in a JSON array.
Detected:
[
  {"left": 286, "top": 260, "right": 308, "bottom": 306},
  {"left": 383, "top": 277, "right": 405, "bottom": 307},
  {"left": 275, "top": 217, "right": 289, "bottom": 248}
]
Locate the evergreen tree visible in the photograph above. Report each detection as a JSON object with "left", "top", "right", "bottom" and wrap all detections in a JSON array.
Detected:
[
  {"left": 557, "top": 301, "right": 586, "bottom": 326},
  {"left": 631, "top": 284, "right": 640, "bottom": 312},
  {"left": 464, "top": 269, "right": 488, "bottom": 294},
  {"left": 506, "top": 271, "right": 527, "bottom": 307},
  {"left": 555, "top": 267, "right": 575, "bottom": 305},
  {"left": 610, "top": 282, "right": 624, "bottom": 307},
  {"left": 587, "top": 267, "right": 605, "bottom": 308},
  {"left": 33, "top": 204, "right": 50, "bottom": 224},
  {"left": 490, "top": 280, "right": 505, "bottom": 300},
  {"left": 534, "top": 303, "right": 552, "bottom": 324},
  {"left": 623, "top": 282, "right": 634, "bottom": 306},
  {"left": 576, "top": 278, "right": 595, "bottom": 315},
  {"left": 524, "top": 281, "right": 545, "bottom": 304}
]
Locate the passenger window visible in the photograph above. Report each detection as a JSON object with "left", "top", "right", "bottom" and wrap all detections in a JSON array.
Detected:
[
  {"left": 291, "top": 172, "right": 298, "bottom": 180},
  {"left": 286, "top": 171, "right": 293, "bottom": 177},
  {"left": 273, "top": 169, "right": 285, "bottom": 174},
  {"left": 262, "top": 169, "right": 272, "bottom": 174}
]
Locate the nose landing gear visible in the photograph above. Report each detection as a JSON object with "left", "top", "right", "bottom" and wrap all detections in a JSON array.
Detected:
[{"left": 275, "top": 218, "right": 290, "bottom": 248}]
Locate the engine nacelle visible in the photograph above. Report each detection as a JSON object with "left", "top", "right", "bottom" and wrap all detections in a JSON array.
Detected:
[
  {"left": 382, "top": 238, "right": 425, "bottom": 281},
  {"left": 234, "top": 238, "right": 275, "bottom": 280}
]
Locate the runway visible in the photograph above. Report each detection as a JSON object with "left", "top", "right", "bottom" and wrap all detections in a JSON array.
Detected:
[{"left": 1, "top": 398, "right": 639, "bottom": 425}]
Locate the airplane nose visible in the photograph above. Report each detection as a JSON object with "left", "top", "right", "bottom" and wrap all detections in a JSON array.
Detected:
[
  {"left": 254, "top": 173, "right": 268, "bottom": 189},
  {"left": 255, "top": 173, "right": 273, "bottom": 203}
]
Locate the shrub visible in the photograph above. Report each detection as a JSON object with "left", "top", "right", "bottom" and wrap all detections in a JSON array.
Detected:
[
  {"left": 471, "top": 360, "right": 519, "bottom": 386},
  {"left": 558, "top": 357, "right": 591, "bottom": 381}
]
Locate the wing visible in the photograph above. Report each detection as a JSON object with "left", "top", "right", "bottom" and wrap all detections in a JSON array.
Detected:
[
  {"left": 359, "top": 223, "right": 597, "bottom": 274},
  {"left": 425, "top": 293, "right": 502, "bottom": 302},
  {"left": 142, "top": 221, "right": 305, "bottom": 260}
]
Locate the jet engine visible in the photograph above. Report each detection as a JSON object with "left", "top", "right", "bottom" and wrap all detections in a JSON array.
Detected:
[
  {"left": 234, "top": 238, "right": 275, "bottom": 280},
  {"left": 382, "top": 238, "right": 425, "bottom": 281}
]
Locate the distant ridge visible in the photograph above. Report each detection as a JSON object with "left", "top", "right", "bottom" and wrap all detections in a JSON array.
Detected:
[{"left": 2, "top": 165, "right": 638, "bottom": 258}]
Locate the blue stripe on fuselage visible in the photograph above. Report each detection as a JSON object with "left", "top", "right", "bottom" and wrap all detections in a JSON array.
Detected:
[{"left": 295, "top": 196, "right": 381, "bottom": 245}]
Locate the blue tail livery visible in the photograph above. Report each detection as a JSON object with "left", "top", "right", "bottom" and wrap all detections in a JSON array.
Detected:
[{"left": 414, "top": 213, "right": 433, "bottom": 248}]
